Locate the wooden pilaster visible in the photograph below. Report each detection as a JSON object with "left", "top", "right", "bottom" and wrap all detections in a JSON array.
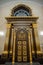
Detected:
[
  {"left": 2, "top": 24, "right": 11, "bottom": 58},
  {"left": 28, "top": 32, "right": 32, "bottom": 63},
  {"left": 12, "top": 28, "right": 16, "bottom": 64},
  {"left": 32, "top": 23, "right": 41, "bottom": 53}
]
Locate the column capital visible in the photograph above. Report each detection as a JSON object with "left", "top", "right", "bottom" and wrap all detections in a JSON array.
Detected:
[
  {"left": 32, "top": 23, "right": 37, "bottom": 28},
  {"left": 6, "top": 24, "right": 11, "bottom": 28}
]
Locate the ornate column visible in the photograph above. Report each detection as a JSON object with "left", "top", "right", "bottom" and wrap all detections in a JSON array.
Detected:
[
  {"left": 28, "top": 31, "right": 32, "bottom": 63},
  {"left": 30, "top": 28, "right": 34, "bottom": 52},
  {"left": 9, "top": 27, "right": 14, "bottom": 56},
  {"left": 32, "top": 23, "right": 40, "bottom": 54},
  {"left": 12, "top": 28, "right": 16, "bottom": 64},
  {"left": 2, "top": 24, "right": 11, "bottom": 58}
]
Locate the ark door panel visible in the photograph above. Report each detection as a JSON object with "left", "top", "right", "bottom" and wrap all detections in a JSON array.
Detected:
[
  {"left": 15, "top": 29, "right": 29, "bottom": 62},
  {"left": 16, "top": 41, "right": 28, "bottom": 62}
]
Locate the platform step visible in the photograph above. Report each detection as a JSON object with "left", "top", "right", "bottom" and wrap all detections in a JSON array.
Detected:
[{"left": 5, "top": 62, "right": 40, "bottom": 65}]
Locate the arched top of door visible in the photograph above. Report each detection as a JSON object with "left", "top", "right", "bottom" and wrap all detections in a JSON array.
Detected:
[{"left": 11, "top": 4, "right": 32, "bottom": 16}]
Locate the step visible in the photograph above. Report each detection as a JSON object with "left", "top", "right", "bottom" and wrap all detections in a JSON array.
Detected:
[{"left": 5, "top": 62, "right": 40, "bottom": 65}]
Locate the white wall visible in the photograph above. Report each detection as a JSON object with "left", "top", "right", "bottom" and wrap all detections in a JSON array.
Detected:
[{"left": 0, "top": 0, "right": 43, "bottom": 54}]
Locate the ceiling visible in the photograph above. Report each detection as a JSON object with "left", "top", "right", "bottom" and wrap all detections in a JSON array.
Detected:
[{"left": 0, "top": 0, "right": 43, "bottom": 5}]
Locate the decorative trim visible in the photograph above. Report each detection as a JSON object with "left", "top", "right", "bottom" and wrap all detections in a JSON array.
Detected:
[{"left": 5, "top": 16, "right": 39, "bottom": 22}]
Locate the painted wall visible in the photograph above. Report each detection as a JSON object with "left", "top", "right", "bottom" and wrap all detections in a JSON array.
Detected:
[{"left": 0, "top": 0, "right": 43, "bottom": 54}]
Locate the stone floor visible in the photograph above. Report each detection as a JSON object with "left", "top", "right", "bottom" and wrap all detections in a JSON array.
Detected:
[{"left": 0, "top": 62, "right": 41, "bottom": 65}]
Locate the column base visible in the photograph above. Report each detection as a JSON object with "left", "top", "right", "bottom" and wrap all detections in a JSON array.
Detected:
[{"left": 1, "top": 51, "right": 8, "bottom": 59}]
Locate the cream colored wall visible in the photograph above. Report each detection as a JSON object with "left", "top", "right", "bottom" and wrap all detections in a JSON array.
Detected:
[
  {"left": 0, "top": 0, "right": 43, "bottom": 54},
  {"left": 39, "top": 5, "right": 43, "bottom": 52}
]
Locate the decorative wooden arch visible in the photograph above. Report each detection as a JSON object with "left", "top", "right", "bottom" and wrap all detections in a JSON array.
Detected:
[{"left": 11, "top": 4, "right": 32, "bottom": 16}]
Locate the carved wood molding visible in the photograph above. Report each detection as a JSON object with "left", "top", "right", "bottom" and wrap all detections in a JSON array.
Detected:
[{"left": 5, "top": 16, "right": 39, "bottom": 22}]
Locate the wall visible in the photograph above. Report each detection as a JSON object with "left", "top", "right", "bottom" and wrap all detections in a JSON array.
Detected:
[{"left": 0, "top": 0, "right": 43, "bottom": 54}]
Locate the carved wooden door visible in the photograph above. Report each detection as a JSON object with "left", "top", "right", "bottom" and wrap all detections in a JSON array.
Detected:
[{"left": 15, "top": 29, "right": 29, "bottom": 62}]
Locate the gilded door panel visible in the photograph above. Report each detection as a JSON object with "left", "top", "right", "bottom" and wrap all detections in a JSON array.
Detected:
[
  {"left": 17, "top": 41, "right": 28, "bottom": 62},
  {"left": 15, "top": 29, "right": 28, "bottom": 62},
  {"left": 17, "top": 56, "right": 22, "bottom": 62},
  {"left": 23, "top": 56, "right": 27, "bottom": 61},
  {"left": 23, "top": 46, "right": 27, "bottom": 50},
  {"left": 17, "top": 51, "right": 22, "bottom": 55},
  {"left": 18, "top": 41, "right": 22, "bottom": 45},
  {"left": 23, "top": 51, "right": 27, "bottom": 55},
  {"left": 17, "top": 45, "right": 22, "bottom": 50},
  {"left": 23, "top": 41, "right": 27, "bottom": 45}
]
